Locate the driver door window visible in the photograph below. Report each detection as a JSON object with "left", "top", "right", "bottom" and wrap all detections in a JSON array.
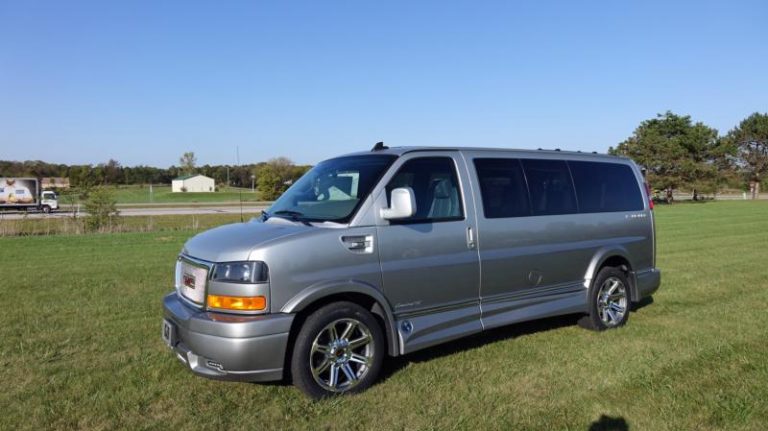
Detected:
[{"left": 385, "top": 157, "right": 464, "bottom": 223}]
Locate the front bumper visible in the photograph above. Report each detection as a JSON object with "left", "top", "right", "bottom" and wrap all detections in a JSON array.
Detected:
[{"left": 162, "top": 292, "right": 294, "bottom": 382}]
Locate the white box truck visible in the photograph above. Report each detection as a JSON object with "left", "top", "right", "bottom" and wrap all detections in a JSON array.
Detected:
[{"left": 0, "top": 178, "right": 59, "bottom": 213}]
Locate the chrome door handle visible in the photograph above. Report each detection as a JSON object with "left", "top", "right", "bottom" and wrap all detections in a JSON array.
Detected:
[
  {"left": 466, "top": 226, "right": 476, "bottom": 249},
  {"left": 341, "top": 235, "right": 374, "bottom": 253}
]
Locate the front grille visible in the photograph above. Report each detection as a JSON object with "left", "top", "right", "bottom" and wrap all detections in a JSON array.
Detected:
[{"left": 175, "top": 258, "right": 209, "bottom": 305}]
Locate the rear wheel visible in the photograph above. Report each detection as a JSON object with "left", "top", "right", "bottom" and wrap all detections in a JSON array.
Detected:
[
  {"left": 581, "top": 267, "right": 630, "bottom": 331},
  {"left": 291, "top": 301, "right": 384, "bottom": 399}
]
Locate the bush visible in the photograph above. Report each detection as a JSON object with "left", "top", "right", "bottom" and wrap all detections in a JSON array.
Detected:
[
  {"left": 83, "top": 187, "right": 120, "bottom": 231},
  {"left": 256, "top": 164, "right": 282, "bottom": 200}
]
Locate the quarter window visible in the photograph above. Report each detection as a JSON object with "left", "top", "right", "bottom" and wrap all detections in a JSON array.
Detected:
[
  {"left": 521, "top": 159, "right": 578, "bottom": 216},
  {"left": 385, "top": 157, "right": 464, "bottom": 223},
  {"left": 569, "top": 161, "right": 644, "bottom": 212},
  {"left": 474, "top": 158, "right": 531, "bottom": 218}
]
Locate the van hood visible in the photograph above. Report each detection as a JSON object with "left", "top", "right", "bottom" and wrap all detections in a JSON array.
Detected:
[{"left": 182, "top": 219, "right": 311, "bottom": 262}]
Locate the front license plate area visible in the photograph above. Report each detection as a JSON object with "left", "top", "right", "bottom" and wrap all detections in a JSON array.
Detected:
[{"left": 162, "top": 319, "right": 177, "bottom": 348}]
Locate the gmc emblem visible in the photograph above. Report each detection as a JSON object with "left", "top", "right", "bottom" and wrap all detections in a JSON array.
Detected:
[{"left": 183, "top": 273, "right": 196, "bottom": 289}]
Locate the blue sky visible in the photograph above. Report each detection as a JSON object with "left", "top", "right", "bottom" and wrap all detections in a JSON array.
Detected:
[{"left": 1, "top": 1, "right": 766, "bottom": 167}]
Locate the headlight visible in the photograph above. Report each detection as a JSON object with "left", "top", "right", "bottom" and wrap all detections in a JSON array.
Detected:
[{"left": 211, "top": 261, "right": 269, "bottom": 283}]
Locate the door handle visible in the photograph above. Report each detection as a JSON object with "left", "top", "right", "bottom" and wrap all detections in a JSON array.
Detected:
[
  {"left": 466, "top": 226, "right": 476, "bottom": 249},
  {"left": 341, "top": 235, "right": 374, "bottom": 253}
]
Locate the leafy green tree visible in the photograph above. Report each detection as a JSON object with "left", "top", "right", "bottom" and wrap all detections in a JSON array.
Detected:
[
  {"left": 609, "top": 111, "right": 721, "bottom": 194},
  {"left": 724, "top": 113, "right": 768, "bottom": 198},
  {"left": 68, "top": 165, "right": 100, "bottom": 188},
  {"left": 256, "top": 163, "right": 283, "bottom": 200},
  {"left": 83, "top": 187, "right": 120, "bottom": 231},
  {"left": 100, "top": 159, "right": 123, "bottom": 185},
  {"left": 179, "top": 152, "right": 197, "bottom": 174},
  {"left": 254, "top": 157, "right": 311, "bottom": 200}
]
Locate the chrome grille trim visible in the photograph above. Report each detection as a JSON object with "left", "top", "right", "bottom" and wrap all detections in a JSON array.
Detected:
[{"left": 175, "top": 254, "right": 214, "bottom": 308}]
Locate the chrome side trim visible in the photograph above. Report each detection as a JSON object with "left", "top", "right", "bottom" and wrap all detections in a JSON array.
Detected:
[
  {"left": 481, "top": 281, "right": 584, "bottom": 305},
  {"left": 394, "top": 298, "right": 480, "bottom": 320},
  {"left": 396, "top": 302, "right": 483, "bottom": 354},
  {"left": 480, "top": 286, "right": 588, "bottom": 331}
]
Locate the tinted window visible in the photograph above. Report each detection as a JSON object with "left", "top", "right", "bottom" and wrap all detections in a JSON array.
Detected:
[
  {"left": 521, "top": 159, "right": 578, "bottom": 216},
  {"left": 569, "top": 161, "right": 644, "bottom": 212},
  {"left": 386, "top": 157, "right": 463, "bottom": 222},
  {"left": 474, "top": 158, "right": 531, "bottom": 218}
]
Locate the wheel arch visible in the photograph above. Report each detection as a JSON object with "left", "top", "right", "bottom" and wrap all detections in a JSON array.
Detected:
[
  {"left": 281, "top": 281, "right": 400, "bottom": 359},
  {"left": 584, "top": 247, "right": 638, "bottom": 301}
]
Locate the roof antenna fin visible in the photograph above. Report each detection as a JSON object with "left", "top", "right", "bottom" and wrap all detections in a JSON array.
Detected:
[{"left": 371, "top": 141, "right": 388, "bottom": 151}]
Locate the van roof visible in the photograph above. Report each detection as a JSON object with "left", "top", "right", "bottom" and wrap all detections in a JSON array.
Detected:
[{"left": 340, "top": 146, "right": 629, "bottom": 161}]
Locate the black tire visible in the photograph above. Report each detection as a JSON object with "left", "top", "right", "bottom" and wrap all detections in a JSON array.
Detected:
[
  {"left": 580, "top": 267, "right": 631, "bottom": 331},
  {"left": 42, "top": 205, "right": 51, "bottom": 214},
  {"left": 291, "top": 301, "right": 385, "bottom": 399}
]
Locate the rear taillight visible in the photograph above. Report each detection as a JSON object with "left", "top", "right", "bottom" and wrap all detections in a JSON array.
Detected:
[{"left": 645, "top": 182, "right": 654, "bottom": 210}]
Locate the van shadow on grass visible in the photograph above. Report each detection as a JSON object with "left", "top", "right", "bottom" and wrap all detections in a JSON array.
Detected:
[
  {"left": 588, "top": 415, "right": 629, "bottom": 431},
  {"left": 631, "top": 295, "right": 654, "bottom": 312},
  {"left": 379, "top": 313, "right": 581, "bottom": 381},
  {"left": 379, "top": 296, "right": 655, "bottom": 383},
  {"left": 262, "top": 297, "right": 655, "bottom": 389},
  {"left": 264, "top": 313, "right": 583, "bottom": 390}
]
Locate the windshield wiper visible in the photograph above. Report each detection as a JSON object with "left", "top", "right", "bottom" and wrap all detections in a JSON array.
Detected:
[
  {"left": 272, "top": 210, "right": 312, "bottom": 225},
  {"left": 273, "top": 210, "right": 304, "bottom": 218}
]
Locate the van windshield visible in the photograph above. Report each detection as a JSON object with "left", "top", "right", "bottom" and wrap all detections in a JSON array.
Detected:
[{"left": 266, "top": 155, "right": 396, "bottom": 223}]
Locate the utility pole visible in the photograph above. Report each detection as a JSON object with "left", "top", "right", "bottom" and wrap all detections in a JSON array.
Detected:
[
  {"left": 251, "top": 174, "right": 255, "bottom": 192},
  {"left": 226, "top": 166, "right": 230, "bottom": 187}
]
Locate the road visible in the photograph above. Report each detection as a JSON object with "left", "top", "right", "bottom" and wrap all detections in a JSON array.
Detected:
[{"left": 0, "top": 204, "right": 269, "bottom": 220}]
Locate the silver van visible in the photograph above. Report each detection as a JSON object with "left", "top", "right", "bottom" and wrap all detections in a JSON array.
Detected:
[{"left": 162, "top": 145, "right": 661, "bottom": 398}]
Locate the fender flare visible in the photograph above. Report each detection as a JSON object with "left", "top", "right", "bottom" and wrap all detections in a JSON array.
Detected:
[
  {"left": 281, "top": 280, "right": 400, "bottom": 356},
  {"left": 583, "top": 246, "right": 634, "bottom": 290}
]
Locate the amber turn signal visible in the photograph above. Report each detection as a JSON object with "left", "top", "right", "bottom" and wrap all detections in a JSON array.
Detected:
[{"left": 207, "top": 294, "right": 266, "bottom": 311}]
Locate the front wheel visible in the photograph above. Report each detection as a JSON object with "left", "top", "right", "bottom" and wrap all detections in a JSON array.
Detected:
[
  {"left": 581, "top": 267, "right": 631, "bottom": 331},
  {"left": 291, "top": 301, "right": 385, "bottom": 399},
  {"left": 42, "top": 205, "right": 51, "bottom": 214}
]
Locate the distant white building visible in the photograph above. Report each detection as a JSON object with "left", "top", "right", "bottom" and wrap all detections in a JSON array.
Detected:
[{"left": 172, "top": 174, "right": 215, "bottom": 193}]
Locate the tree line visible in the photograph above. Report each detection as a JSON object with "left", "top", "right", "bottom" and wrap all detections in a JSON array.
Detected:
[
  {"left": 0, "top": 156, "right": 311, "bottom": 199},
  {"left": 610, "top": 111, "right": 768, "bottom": 198},
  {"left": 3, "top": 111, "right": 766, "bottom": 200}
]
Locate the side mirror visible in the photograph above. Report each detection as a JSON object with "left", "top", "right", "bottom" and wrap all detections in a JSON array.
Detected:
[{"left": 380, "top": 187, "right": 416, "bottom": 220}]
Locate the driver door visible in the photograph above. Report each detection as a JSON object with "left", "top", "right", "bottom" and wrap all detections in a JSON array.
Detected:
[{"left": 374, "top": 152, "right": 481, "bottom": 354}]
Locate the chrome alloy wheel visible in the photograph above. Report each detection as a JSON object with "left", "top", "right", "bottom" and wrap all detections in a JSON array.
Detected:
[
  {"left": 310, "top": 318, "right": 375, "bottom": 393},
  {"left": 596, "top": 276, "right": 628, "bottom": 327}
]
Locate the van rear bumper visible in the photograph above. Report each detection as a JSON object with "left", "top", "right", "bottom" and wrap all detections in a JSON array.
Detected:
[
  {"left": 162, "top": 292, "right": 294, "bottom": 382},
  {"left": 633, "top": 268, "right": 661, "bottom": 301}
]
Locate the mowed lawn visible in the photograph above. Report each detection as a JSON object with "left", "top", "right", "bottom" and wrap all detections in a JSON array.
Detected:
[
  {"left": 105, "top": 185, "right": 264, "bottom": 204},
  {"left": 1, "top": 202, "right": 766, "bottom": 430}
]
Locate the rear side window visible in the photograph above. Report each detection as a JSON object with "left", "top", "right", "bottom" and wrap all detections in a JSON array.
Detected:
[
  {"left": 386, "top": 157, "right": 464, "bottom": 223},
  {"left": 521, "top": 159, "right": 578, "bottom": 216},
  {"left": 569, "top": 161, "right": 644, "bottom": 212},
  {"left": 474, "top": 158, "right": 531, "bottom": 218}
]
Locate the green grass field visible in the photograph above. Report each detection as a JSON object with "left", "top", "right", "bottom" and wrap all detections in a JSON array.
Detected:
[
  {"left": 104, "top": 185, "right": 264, "bottom": 204},
  {"left": 0, "top": 213, "right": 247, "bottom": 236},
  {"left": 1, "top": 202, "right": 766, "bottom": 430}
]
